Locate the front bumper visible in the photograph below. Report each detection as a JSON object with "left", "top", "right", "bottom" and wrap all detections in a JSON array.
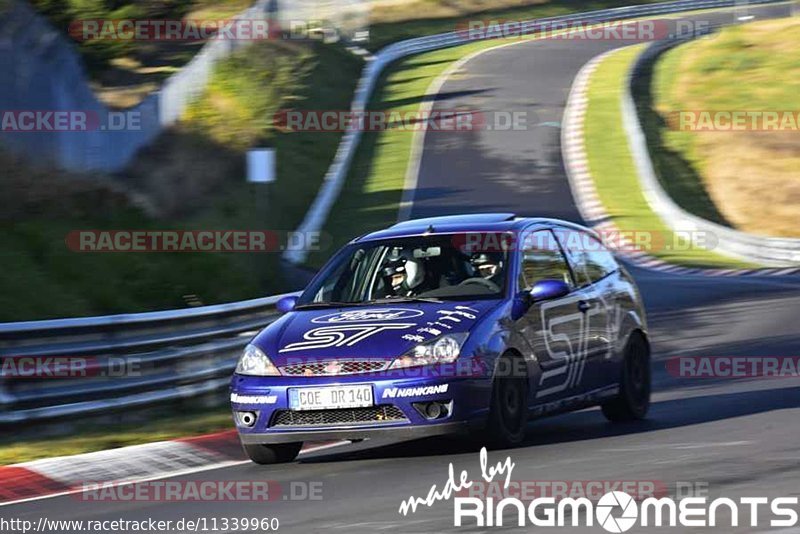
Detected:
[
  {"left": 239, "top": 421, "right": 468, "bottom": 444},
  {"left": 230, "top": 372, "right": 491, "bottom": 444}
]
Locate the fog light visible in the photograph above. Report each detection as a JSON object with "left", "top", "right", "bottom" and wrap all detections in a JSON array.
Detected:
[
  {"left": 237, "top": 411, "right": 257, "bottom": 427},
  {"left": 414, "top": 401, "right": 451, "bottom": 420},
  {"left": 426, "top": 402, "right": 443, "bottom": 419}
]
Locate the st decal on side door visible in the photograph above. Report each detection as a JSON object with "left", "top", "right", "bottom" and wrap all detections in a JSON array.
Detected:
[{"left": 535, "top": 295, "right": 604, "bottom": 398}]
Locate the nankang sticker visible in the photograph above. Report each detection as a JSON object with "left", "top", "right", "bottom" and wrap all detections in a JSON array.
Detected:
[
  {"left": 382, "top": 384, "right": 449, "bottom": 399},
  {"left": 311, "top": 308, "right": 424, "bottom": 324},
  {"left": 230, "top": 393, "right": 277, "bottom": 404}
]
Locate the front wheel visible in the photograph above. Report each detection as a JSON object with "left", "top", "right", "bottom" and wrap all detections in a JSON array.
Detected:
[
  {"left": 243, "top": 442, "right": 302, "bottom": 464},
  {"left": 483, "top": 353, "right": 528, "bottom": 448},
  {"left": 602, "top": 332, "right": 650, "bottom": 422}
]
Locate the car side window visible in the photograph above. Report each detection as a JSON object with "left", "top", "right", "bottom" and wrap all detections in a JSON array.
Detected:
[
  {"left": 518, "top": 230, "right": 574, "bottom": 290},
  {"left": 556, "top": 229, "right": 618, "bottom": 287}
]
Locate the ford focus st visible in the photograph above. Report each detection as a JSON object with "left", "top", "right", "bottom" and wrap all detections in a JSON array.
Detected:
[{"left": 231, "top": 213, "right": 650, "bottom": 464}]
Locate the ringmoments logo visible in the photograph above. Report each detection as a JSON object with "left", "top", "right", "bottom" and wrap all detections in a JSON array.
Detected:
[{"left": 398, "top": 448, "right": 800, "bottom": 530}]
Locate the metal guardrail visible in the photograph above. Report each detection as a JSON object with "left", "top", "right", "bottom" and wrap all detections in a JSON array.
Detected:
[
  {"left": 623, "top": 35, "right": 800, "bottom": 267},
  {"left": 1, "top": 0, "right": 791, "bottom": 426},
  {"left": 0, "top": 293, "right": 299, "bottom": 424},
  {"left": 283, "top": 0, "right": 789, "bottom": 264}
]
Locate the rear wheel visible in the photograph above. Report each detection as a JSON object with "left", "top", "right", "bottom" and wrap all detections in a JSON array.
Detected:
[
  {"left": 602, "top": 332, "right": 650, "bottom": 422},
  {"left": 243, "top": 442, "right": 302, "bottom": 464},
  {"left": 484, "top": 353, "right": 528, "bottom": 448}
]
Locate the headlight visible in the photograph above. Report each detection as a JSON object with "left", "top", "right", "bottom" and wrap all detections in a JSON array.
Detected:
[
  {"left": 388, "top": 333, "right": 468, "bottom": 369},
  {"left": 236, "top": 344, "right": 280, "bottom": 376}
]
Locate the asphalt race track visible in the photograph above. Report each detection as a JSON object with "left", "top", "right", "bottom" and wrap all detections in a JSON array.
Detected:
[{"left": 4, "top": 4, "right": 800, "bottom": 533}]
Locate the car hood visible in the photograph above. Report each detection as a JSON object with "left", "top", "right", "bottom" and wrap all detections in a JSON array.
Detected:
[{"left": 254, "top": 300, "right": 500, "bottom": 366}]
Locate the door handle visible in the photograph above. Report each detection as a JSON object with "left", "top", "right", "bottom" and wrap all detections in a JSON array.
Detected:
[{"left": 578, "top": 300, "right": 590, "bottom": 313}]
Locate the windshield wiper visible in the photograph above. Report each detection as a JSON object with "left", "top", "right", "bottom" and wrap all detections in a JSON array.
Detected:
[
  {"left": 365, "top": 296, "right": 443, "bottom": 304},
  {"left": 296, "top": 296, "right": 444, "bottom": 309},
  {"left": 294, "top": 301, "right": 363, "bottom": 309}
]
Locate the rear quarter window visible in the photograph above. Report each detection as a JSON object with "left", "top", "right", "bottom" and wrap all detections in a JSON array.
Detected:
[
  {"left": 518, "top": 230, "right": 574, "bottom": 290},
  {"left": 556, "top": 229, "right": 618, "bottom": 287}
]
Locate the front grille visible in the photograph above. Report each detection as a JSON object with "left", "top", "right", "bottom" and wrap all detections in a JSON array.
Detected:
[
  {"left": 271, "top": 405, "right": 407, "bottom": 427},
  {"left": 279, "top": 359, "right": 389, "bottom": 376}
]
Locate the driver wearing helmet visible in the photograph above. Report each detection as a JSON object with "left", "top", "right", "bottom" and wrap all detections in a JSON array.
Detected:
[
  {"left": 380, "top": 251, "right": 424, "bottom": 297},
  {"left": 470, "top": 252, "right": 503, "bottom": 285}
]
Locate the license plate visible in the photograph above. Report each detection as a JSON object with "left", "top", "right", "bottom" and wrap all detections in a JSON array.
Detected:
[{"left": 289, "top": 385, "right": 374, "bottom": 411}]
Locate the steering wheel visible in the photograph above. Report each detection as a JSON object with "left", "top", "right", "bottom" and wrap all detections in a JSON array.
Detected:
[{"left": 458, "top": 277, "right": 500, "bottom": 292}]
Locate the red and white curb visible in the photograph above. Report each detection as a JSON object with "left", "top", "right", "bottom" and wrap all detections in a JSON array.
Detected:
[
  {"left": 0, "top": 430, "right": 347, "bottom": 507},
  {"left": 561, "top": 48, "right": 799, "bottom": 278}
]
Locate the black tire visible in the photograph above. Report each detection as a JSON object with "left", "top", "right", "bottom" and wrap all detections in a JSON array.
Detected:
[
  {"left": 602, "top": 332, "right": 651, "bottom": 422},
  {"left": 484, "top": 353, "right": 528, "bottom": 448},
  {"left": 243, "top": 442, "right": 303, "bottom": 464}
]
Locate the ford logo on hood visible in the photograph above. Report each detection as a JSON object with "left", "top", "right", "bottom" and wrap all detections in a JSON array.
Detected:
[{"left": 311, "top": 308, "right": 425, "bottom": 324}]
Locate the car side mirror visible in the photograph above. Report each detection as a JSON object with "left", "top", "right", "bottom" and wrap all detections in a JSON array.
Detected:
[
  {"left": 512, "top": 279, "right": 570, "bottom": 320},
  {"left": 276, "top": 295, "right": 298, "bottom": 313},
  {"left": 530, "top": 279, "right": 570, "bottom": 302}
]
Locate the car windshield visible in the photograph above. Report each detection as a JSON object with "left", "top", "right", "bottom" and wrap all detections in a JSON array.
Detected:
[{"left": 297, "top": 234, "right": 508, "bottom": 305}]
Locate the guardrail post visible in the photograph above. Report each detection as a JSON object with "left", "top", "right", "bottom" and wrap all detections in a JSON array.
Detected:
[
  {"left": 0, "top": 361, "right": 12, "bottom": 408},
  {"left": 734, "top": 0, "right": 756, "bottom": 21}
]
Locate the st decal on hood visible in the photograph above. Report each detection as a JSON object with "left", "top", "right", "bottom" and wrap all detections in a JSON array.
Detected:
[
  {"left": 278, "top": 322, "right": 416, "bottom": 353},
  {"left": 278, "top": 305, "right": 482, "bottom": 353}
]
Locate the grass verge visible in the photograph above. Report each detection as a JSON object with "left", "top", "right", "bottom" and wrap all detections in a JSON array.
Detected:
[
  {"left": 583, "top": 45, "right": 752, "bottom": 268},
  {"left": 647, "top": 17, "right": 800, "bottom": 238},
  {"left": 1, "top": 40, "right": 362, "bottom": 321}
]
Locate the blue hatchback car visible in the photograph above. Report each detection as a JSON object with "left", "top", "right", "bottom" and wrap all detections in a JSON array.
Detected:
[{"left": 231, "top": 214, "right": 650, "bottom": 464}]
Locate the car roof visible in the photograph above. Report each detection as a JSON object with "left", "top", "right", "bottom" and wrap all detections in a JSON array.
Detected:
[{"left": 353, "top": 213, "right": 595, "bottom": 242}]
